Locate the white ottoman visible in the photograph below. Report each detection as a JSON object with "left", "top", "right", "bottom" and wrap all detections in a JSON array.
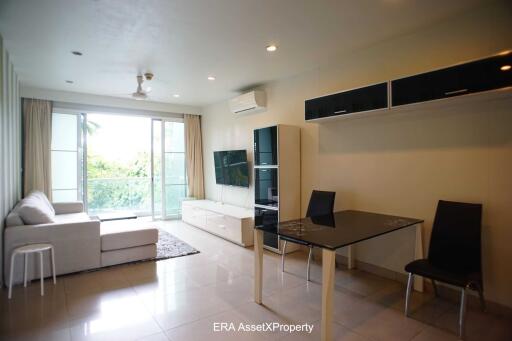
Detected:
[{"left": 100, "top": 220, "right": 158, "bottom": 267}]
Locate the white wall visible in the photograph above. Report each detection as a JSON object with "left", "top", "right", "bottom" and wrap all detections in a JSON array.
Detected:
[
  {"left": 201, "top": 2, "right": 512, "bottom": 308},
  {"left": 0, "top": 34, "right": 22, "bottom": 287}
]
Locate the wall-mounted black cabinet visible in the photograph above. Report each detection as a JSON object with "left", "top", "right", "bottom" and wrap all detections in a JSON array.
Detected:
[
  {"left": 305, "top": 82, "right": 388, "bottom": 121},
  {"left": 392, "top": 53, "right": 512, "bottom": 107},
  {"left": 305, "top": 53, "right": 512, "bottom": 122}
]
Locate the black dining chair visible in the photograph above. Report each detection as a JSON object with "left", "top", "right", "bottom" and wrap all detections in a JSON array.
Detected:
[
  {"left": 281, "top": 190, "right": 336, "bottom": 281},
  {"left": 404, "top": 200, "right": 484, "bottom": 339}
]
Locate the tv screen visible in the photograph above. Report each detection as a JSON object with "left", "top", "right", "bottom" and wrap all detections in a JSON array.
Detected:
[{"left": 214, "top": 150, "right": 249, "bottom": 187}]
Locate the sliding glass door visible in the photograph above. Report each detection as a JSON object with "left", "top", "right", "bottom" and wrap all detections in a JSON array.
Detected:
[
  {"left": 85, "top": 113, "right": 152, "bottom": 217},
  {"left": 51, "top": 110, "right": 186, "bottom": 220},
  {"left": 151, "top": 119, "right": 187, "bottom": 219}
]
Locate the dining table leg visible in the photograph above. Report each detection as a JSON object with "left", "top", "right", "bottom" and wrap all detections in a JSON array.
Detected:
[
  {"left": 254, "top": 229, "right": 263, "bottom": 304},
  {"left": 321, "top": 248, "right": 336, "bottom": 341}
]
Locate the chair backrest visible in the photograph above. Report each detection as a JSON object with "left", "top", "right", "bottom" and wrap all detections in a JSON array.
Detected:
[
  {"left": 428, "top": 200, "right": 482, "bottom": 275},
  {"left": 306, "top": 190, "right": 336, "bottom": 217}
]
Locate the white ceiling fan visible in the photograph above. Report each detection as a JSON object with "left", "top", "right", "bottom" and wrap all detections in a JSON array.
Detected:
[{"left": 131, "top": 73, "right": 153, "bottom": 100}]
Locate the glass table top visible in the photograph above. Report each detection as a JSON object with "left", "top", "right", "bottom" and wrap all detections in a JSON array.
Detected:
[{"left": 255, "top": 210, "right": 423, "bottom": 250}]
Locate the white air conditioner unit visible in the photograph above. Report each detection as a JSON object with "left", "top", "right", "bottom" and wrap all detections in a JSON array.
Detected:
[{"left": 229, "top": 90, "right": 266, "bottom": 115}]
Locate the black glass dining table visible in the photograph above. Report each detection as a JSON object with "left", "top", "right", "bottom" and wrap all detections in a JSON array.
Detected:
[{"left": 253, "top": 210, "right": 424, "bottom": 341}]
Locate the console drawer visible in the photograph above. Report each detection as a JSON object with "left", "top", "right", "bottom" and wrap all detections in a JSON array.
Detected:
[
  {"left": 206, "top": 214, "right": 241, "bottom": 241},
  {"left": 182, "top": 205, "right": 207, "bottom": 228}
]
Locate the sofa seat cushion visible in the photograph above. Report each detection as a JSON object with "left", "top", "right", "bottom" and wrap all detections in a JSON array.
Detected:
[
  {"left": 100, "top": 220, "right": 158, "bottom": 251},
  {"left": 53, "top": 212, "right": 92, "bottom": 224},
  {"left": 101, "top": 244, "right": 156, "bottom": 267}
]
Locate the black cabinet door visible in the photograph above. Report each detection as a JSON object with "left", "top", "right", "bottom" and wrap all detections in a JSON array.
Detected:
[
  {"left": 254, "top": 207, "right": 278, "bottom": 227},
  {"left": 254, "top": 126, "right": 277, "bottom": 166},
  {"left": 263, "top": 232, "right": 279, "bottom": 249},
  {"left": 305, "top": 82, "right": 388, "bottom": 121},
  {"left": 462, "top": 53, "right": 512, "bottom": 93},
  {"left": 254, "top": 168, "right": 278, "bottom": 207},
  {"left": 392, "top": 53, "right": 512, "bottom": 106}
]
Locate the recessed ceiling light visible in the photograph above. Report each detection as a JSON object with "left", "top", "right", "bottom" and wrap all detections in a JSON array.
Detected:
[
  {"left": 173, "top": 94, "right": 180, "bottom": 98},
  {"left": 266, "top": 44, "right": 277, "bottom": 52},
  {"left": 500, "top": 65, "right": 511, "bottom": 71},
  {"left": 65, "top": 80, "right": 74, "bottom": 84},
  {"left": 207, "top": 76, "right": 216, "bottom": 81},
  {"left": 71, "top": 51, "right": 83, "bottom": 56}
]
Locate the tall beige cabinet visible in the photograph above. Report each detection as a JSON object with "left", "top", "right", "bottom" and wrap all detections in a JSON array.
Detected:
[{"left": 253, "top": 124, "right": 301, "bottom": 253}]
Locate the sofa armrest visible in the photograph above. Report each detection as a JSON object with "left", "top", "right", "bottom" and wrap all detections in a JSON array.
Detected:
[{"left": 52, "top": 201, "right": 84, "bottom": 214}]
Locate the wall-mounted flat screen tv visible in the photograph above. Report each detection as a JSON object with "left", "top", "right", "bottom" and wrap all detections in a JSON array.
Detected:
[{"left": 214, "top": 150, "right": 249, "bottom": 187}]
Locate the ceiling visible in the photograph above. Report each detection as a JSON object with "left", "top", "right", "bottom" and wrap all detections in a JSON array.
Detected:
[{"left": 0, "top": 0, "right": 489, "bottom": 106}]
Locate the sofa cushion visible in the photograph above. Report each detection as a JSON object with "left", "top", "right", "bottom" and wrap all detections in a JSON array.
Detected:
[
  {"left": 17, "top": 193, "right": 55, "bottom": 225},
  {"left": 5, "top": 212, "right": 24, "bottom": 227},
  {"left": 53, "top": 212, "right": 92, "bottom": 224},
  {"left": 31, "top": 191, "right": 56, "bottom": 216},
  {"left": 100, "top": 221, "right": 158, "bottom": 251},
  {"left": 101, "top": 244, "right": 156, "bottom": 267}
]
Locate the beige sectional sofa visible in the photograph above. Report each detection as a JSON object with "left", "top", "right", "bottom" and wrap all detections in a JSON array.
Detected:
[{"left": 3, "top": 192, "right": 158, "bottom": 285}]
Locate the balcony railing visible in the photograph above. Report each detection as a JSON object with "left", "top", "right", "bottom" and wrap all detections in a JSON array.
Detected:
[
  {"left": 87, "top": 177, "right": 188, "bottom": 217},
  {"left": 87, "top": 177, "right": 152, "bottom": 216}
]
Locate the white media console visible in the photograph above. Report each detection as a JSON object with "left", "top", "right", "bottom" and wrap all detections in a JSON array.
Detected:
[{"left": 181, "top": 200, "right": 254, "bottom": 246}]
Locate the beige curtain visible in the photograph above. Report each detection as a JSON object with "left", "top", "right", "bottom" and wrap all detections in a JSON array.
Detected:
[
  {"left": 23, "top": 99, "right": 52, "bottom": 199},
  {"left": 184, "top": 114, "right": 205, "bottom": 199}
]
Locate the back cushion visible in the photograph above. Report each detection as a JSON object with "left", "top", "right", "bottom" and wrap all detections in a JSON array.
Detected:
[
  {"left": 31, "top": 191, "right": 55, "bottom": 216},
  {"left": 5, "top": 212, "right": 24, "bottom": 227},
  {"left": 17, "top": 192, "right": 55, "bottom": 225}
]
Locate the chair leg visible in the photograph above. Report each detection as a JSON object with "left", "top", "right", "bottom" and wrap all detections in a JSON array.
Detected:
[
  {"left": 405, "top": 273, "right": 414, "bottom": 317},
  {"left": 281, "top": 240, "right": 287, "bottom": 272},
  {"left": 306, "top": 246, "right": 313, "bottom": 282},
  {"left": 8, "top": 252, "right": 16, "bottom": 299},
  {"left": 50, "top": 247, "right": 56, "bottom": 284},
  {"left": 39, "top": 251, "right": 44, "bottom": 296},
  {"left": 459, "top": 286, "right": 467, "bottom": 340},
  {"left": 24, "top": 253, "right": 28, "bottom": 287},
  {"left": 431, "top": 279, "right": 439, "bottom": 297}
]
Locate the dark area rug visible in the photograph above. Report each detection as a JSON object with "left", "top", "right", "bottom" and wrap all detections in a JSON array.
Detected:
[{"left": 155, "top": 228, "right": 200, "bottom": 260}]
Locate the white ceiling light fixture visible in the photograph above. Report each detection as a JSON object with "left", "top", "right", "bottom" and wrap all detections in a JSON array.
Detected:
[
  {"left": 173, "top": 94, "right": 180, "bottom": 98},
  {"left": 266, "top": 44, "right": 277, "bottom": 52},
  {"left": 207, "top": 76, "right": 216, "bottom": 81}
]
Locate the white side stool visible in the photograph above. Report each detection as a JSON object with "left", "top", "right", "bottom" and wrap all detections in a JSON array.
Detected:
[{"left": 8, "top": 243, "right": 56, "bottom": 299}]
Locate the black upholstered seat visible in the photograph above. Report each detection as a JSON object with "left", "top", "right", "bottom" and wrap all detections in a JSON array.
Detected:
[
  {"left": 405, "top": 259, "right": 482, "bottom": 289},
  {"left": 404, "top": 200, "right": 484, "bottom": 339}
]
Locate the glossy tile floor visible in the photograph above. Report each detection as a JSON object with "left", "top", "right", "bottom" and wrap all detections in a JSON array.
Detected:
[{"left": 1, "top": 220, "right": 511, "bottom": 341}]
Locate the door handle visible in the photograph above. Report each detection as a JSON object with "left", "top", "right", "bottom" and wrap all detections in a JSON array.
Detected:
[{"left": 444, "top": 89, "right": 468, "bottom": 96}]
